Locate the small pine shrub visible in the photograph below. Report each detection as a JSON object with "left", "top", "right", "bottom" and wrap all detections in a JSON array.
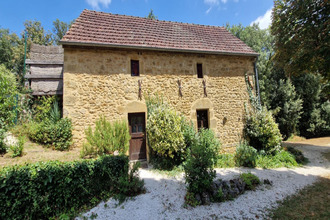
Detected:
[
  {"left": 81, "top": 117, "right": 130, "bottom": 157},
  {"left": 235, "top": 142, "right": 258, "bottom": 168},
  {"left": 240, "top": 173, "right": 260, "bottom": 190},
  {"left": 184, "top": 129, "right": 220, "bottom": 195},
  {"left": 10, "top": 136, "right": 25, "bottom": 157}
]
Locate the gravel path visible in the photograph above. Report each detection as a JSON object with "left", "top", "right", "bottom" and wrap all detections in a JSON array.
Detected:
[{"left": 79, "top": 140, "right": 330, "bottom": 220}]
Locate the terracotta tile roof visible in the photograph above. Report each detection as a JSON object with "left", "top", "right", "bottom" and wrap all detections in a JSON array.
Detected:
[{"left": 61, "top": 9, "right": 258, "bottom": 56}]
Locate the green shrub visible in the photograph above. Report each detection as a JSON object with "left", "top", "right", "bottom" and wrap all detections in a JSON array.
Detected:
[
  {"left": 285, "top": 146, "right": 308, "bottom": 164},
  {"left": 0, "top": 155, "right": 143, "bottom": 219},
  {"left": 235, "top": 142, "right": 258, "bottom": 168},
  {"left": 244, "top": 106, "right": 282, "bottom": 153},
  {"left": 184, "top": 192, "right": 200, "bottom": 207},
  {"left": 256, "top": 150, "right": 298, "bottom": 168},
  {"left": 147, "top": 105, "right": 185, "bottom": 158},
  {"left": 184, "top": 129, "right": 220, "bottom": 195},
  {"left": 9, "top": 136, "right": 25, "bottom": 157},
  {"left": 0, "top": 127, "right": 7, "bottom": 154},
  {"left": 216, "top": 154, "right": 236, "bottom": 168},
  {"left": 33, "top": 95, "right": 56, "bottom": 122},
  {"left": 28, "top": 118, "right": 72, "bottom": 150},
  {"left": 81, "top": 117, "right": 130, "bottom": 158},
  {"left": 0, "top": 65, "right": 17, "bottom": 128},
  {"left": 240, "top": 172, "right": 260, "bottom": 190}
]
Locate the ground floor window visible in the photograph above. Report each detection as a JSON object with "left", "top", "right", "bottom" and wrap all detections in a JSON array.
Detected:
[{"left": 197, "top": 109, "right": 209, "bottom": 130}]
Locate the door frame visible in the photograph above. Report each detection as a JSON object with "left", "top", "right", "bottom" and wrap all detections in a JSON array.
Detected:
[{"left": 128, "top": 112, "right": 147, "bottom": 161}]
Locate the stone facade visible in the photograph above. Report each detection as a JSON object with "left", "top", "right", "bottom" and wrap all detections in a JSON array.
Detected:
[{"left": 63, "top": 46, "right": 255, "bottom": 153}]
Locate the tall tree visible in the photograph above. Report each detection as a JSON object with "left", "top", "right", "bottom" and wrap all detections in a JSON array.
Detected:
[
  {"left": 272, "top": 0, "right": 330, "bottom": 80},
  {"left": 146, "top": 9, "right": 158, "bottom": 20},
  {"left": 52, "top": 19, "right": 74, "bottom": 45},
  {"left": 23, "top": 20, "right": 53, "bottom": 46},
  {"left": 0, "top": 28, "right": 20, "bottom": 71}
]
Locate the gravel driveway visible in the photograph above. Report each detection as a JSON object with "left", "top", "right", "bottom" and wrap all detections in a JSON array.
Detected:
[{"left": 79, "top": 138, "right": 330, "bottom": 220}]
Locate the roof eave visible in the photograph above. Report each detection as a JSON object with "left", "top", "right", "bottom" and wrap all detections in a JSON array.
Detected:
[{"left": 59, "top": 41, "right": 259, "bottom": 57}]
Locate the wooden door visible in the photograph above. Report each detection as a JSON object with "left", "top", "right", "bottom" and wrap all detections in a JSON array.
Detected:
[{"left": 128, "top": 113, "right": 147, "bottom": 160}]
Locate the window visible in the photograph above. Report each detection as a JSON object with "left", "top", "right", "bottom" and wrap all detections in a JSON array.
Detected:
[
  {"left": 131, "top": 60, "right": 139, "bottom": 76},
  {"left": 197, "top": 109, "right": 209, "bottom": 130},
  {"left": 197, "top": 63, "right": 203, "bottom": 78}
]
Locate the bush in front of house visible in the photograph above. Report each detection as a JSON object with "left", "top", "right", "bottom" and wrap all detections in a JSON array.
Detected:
[
  {"left": 184, "top": 128, "right": 220, "bottom": 205},
  {"left": 147, "top": 104, "right": 187, "bottom": 169},
  {"left": 244, "top": 106, "right": 282, "bottom": 154},
  {"left": 0, "top": 155, "right": 144, "bottom": 219},
  {"left": 234, "top": 141, "right": 258, "bottom": 168},
  {"left": 28, "top": 117, "right": 72, "bottom": 150},
  {"left": 81, "top": 116, "right": 130, "bottom": 158}
]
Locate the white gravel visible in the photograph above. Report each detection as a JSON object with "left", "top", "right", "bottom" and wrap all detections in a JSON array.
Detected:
[{"left": 79, "top": 143, "right": 330, "bottom": 220}]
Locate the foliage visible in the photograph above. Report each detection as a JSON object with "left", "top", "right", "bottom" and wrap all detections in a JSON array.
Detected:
[
  {"left": 284, "top": 146, "right": 308, "bottom": 164},
  {"left": 147, "top": 104, "right": 185, "bottom": 162},
  {"left": 0, "top": 155, "right": 144, "bottom": 219},
  {"left": 184, "top": 192, "right": 200, "bottom": 207},
  {"left": 24, "top": 20, "right": 53, "bottom": 46},
  {"left": 0, "top": 28, "right": 21, "bottom": 71},
  {"left": 49, "top": 99, "right": 61, "bottom": 123},
  {"left": 0, "top": 128, "right": 6, "bottom": 154},
  {"left": 9, "top": 135, "right": 25, "bottom": 158},
  {"left": 244, "top": 104, "right": 282, "bottom": 153},
  {"left": 256, "top": 150, "right": 298, "bottom": 168},
  {"left": 0, "top": 64, "right": 17, "bottom": 129},
  {"left": 272, "top": 0, "right": 330, "bottom": 81},
  {"left": 293, "top": 73, "right": 330, "bottom": 137},
  {"left": 52, "top": 19, "right": 74, "bottom": 45},
  {"left": 271, "top": 77, "right": 303, "bottom": 139},
  {"left": 81, "top": 116, "right": 130, "bottom": 158},
  {"left": 184, "top": 129, "right": 220, "bottom": 195},
  {"left": 28, "top": 118, "right": 72, "bottom": 150},
  {"left": 240, "top": 173, "right": 260, "bottom": 190},
  {"left": 146, "top": 9, "right": 158, "bottom": 20},
  {"left": 235, "top": 142, "right": 258, "bottom": 168},
  {"left": 116, "top": 162, "right": 145, "bottom": 202},
  {"left": 216, "top": 154, "right": 236, "bottom": 168},
  {"left": 33, "top": 95, "right": 56, "bottom": 122}
]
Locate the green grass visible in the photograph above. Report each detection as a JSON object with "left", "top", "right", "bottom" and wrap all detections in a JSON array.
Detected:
[
  {"left": 216, "top": 147, "right": 307, "bottom": 169},
  {"left": 216, "top": 154, "right": 235, "bottom": 168},
  {"left": 150, "top": 165, "right": 184, "bottom": 177},
  {"left": 269, "top": 174, "right": 330, "bottom": 219}
]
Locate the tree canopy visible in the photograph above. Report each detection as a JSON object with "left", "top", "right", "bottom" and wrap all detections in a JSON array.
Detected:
[
  {"left": 271, "top": 0, "right": 330, "bottom": 80},
  {"left": 146, "top": 9, "right": 158, "bottom": 20}
]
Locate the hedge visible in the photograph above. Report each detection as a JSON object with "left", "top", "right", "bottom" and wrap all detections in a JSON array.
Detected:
[{"left": 0, "top": 155, "right": 129, "bottom": 219}]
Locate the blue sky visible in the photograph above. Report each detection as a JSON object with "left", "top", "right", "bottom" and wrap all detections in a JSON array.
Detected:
[{"left": 0, "top": 0, "right": 274, "bottom": 36}]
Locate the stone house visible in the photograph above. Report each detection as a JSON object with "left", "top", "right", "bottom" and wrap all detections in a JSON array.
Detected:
[{"left": 60, "top": 9, "right": 258, "bottom": 160}]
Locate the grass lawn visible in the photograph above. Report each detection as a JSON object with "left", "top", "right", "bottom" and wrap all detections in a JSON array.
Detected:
[
  {"left": 269, "top": 151, "right": 330, "bottom": 219},
  {"left": 0, "top": 139, "right": 81, "bottom": 168}
]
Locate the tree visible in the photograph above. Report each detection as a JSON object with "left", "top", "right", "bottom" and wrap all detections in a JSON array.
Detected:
[
  {"left": 146, "top": 9, "right": 157, "bottom": 20},
  {"left": 0, "top": 28, "right": 20, "bottom": 70},
  {"left": 23, "top": 20, "right": 53, "bottom": 46},
  {"left": 272, "top": 0, "right": 330, "bottom": 80},
  {"left": 271, "top": 77, "right": 303, "bottom": 139},
  {"left": 52, "top": 19, "right": 74, "bottom": 45}
]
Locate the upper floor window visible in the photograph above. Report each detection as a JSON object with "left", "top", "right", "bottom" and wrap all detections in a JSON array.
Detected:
[
  {"left": 197, "top": 63, "right": 203, "bottom": 78},
  {"left": 131, "top": 60, "right": 139, "bottom": 76}
]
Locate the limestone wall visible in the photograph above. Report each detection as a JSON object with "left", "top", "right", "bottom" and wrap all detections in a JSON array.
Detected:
[{"left": 63, "top": 47, "right": 255, "bottom": 152}]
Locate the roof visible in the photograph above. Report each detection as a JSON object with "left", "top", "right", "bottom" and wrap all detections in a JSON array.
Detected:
[{"left": 60, "top": 9, "right": 258, "bottom": 57}]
